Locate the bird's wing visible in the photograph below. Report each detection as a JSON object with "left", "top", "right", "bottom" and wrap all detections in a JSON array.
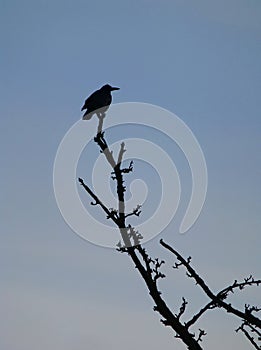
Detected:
[{"left": 81, "top": 90, "right": 100, "bottom": 111}]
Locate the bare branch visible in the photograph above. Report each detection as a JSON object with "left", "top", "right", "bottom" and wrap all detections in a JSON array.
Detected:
[
  {"left": 186, "top": 301, "right": 215, "bottom": 329},
  {"left": 175, "top": 297, "right": 188, "bottom": 320},
  {"left": 80, "top": 124, "right": 204, "bottom": 349},
  {"left": 78, "top": 178, "right": 119, "bottom": 225},
  {"left": 160, "top": 239, "right": 261, "bottom": 329},
  {"left": 236, "top": 323, "right": 261, "bottom": 350},
  {"left": 121, "top": 160, "right": 134, "bottom": 173},
  {"left": 186, "top": 278, "right": 260, "bottom": 329},
  {"left": 125, "top": 204, "right": 142, "bottom": 218},
  {"left": 195, "top": 329, "right": 207, "bottom": 343},
  {"left": 94, "top": 131, "right": 116, "bottom": 168},
  {"left": 217, "top": 276, "right": 261, "bottom": 300},
  {"left": 78, "top": 110, "right": 260, "bottom": 349}
]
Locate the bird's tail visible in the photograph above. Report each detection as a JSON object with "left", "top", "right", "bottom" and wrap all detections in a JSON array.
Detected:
[{"left": 82, "top": 111, "right": 93, "bottom": 120}]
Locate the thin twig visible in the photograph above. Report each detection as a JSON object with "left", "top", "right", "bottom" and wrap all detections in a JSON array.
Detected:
[{"left": 78, "top": 178, "right": 119, "bottom": 224}]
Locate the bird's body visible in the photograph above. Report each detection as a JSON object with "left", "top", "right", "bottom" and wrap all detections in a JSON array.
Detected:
[{"left": 81, "top": 84, "right": 120, "bottom": 120}]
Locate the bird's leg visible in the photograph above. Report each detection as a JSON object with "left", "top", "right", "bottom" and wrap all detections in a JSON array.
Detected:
[{"left": 97, "top": 112, "right": 106, "bottom": 134}]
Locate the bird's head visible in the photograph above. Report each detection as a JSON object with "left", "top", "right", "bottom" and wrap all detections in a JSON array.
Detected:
[{"left": 102, "top": 84, "right": 120, "bottom": 91}]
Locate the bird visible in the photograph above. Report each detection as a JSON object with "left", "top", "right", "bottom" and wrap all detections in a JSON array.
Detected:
[{"left": 81, "top": 84, "right": 120, "bottom": 120}]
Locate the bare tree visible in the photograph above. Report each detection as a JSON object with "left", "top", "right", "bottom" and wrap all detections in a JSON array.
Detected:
[{"left": 78, "top": 114, "right": 260, "bottom": 350}]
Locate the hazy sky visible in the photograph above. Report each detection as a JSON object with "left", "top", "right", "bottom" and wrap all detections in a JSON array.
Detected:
[{"left": 1, "top": 1, "right": 261, "bottom": 349}]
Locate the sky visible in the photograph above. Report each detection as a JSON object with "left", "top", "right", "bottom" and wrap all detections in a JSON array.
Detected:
[{"left": 1, "top": 0, "right": 261, "bottom": 349}]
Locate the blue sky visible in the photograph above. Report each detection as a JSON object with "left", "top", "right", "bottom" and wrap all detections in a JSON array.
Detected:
[{"left": 1, "top": 1, "right": 261, "bottom": 349}]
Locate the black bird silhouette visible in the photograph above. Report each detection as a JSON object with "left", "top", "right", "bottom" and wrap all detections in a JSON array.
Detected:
[{"left": 81, "top": 84, "right": 120, "bottom": 120}]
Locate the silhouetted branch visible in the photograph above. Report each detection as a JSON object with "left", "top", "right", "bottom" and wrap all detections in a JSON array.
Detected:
[
  {"left": 195, "top": 329, "right": 207, "bottom": 343},
  {"left": 111, "top": 161, "right": 134, "bottom": 179},
  {"left": 79, "top": 117, "right": 204, "bottom": 350},
  {"left": 135, "top": 244, "right": 152, "bottom": 273},
  {"left": 152, "top": 257, "right": 166, "bottom": 282},
  {"left": 244, "top": 322, "right": 261, "bottom": 338},
  {"left": 78, "top": 177, "right": 118, "bottom": 224},
  {"left": 78, "top": 112, "right": 260, "bottom": 350},
  {"left": 217, "top": 276, "right": 261, "bottom": 300},
  {"left": 176, "top": 297, "right": 188, "bottom": 320},
  {"left": 185, "top": 301, "right": 215, "bottom": 329},
  {"left": 236, "top": 322, "right": 261, "bottom": 350},
  {"left": 127, "top": 225, "right": 143, "bottom": 246},
  {"left": 245, "top": 304, "right": 261, "bottom": 315},
  {"left": 94, "top": 131, "right": 116, "bottom": 168},
  {"left": 185, "top": 278, "right": 261, "bottom": 330},
  {"left": 121, "top": 160, "right": 134, "bottom": 173},
  {"left": 160, "top": 239, "right": 261, "bottom": 330},
  {"left": 125, "top": 204, "right": 142, "bottom": 218}
]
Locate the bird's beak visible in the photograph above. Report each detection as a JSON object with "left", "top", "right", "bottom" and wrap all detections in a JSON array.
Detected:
[{"left": 111, "top": 87, "right": 120, "bottom": 91}]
